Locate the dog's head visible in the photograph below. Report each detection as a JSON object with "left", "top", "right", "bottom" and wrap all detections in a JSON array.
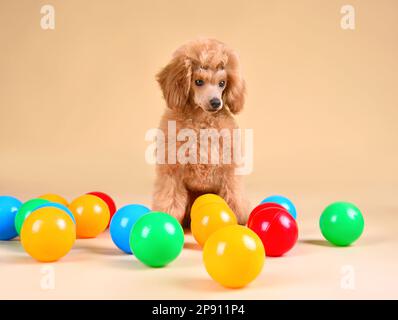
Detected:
[{"left": 157, "top": 39, "right": 246, "bottom": 114}]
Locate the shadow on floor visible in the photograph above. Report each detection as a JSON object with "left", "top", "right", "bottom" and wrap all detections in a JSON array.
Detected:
[
  {"left": 73, "top": 242, "right": 125, "bottom": 256},
  {"left": 106, "top": 256, "right": 161, "bottom": 271},
  {"left": 300, "top": 235, "right": 386, "bottom": 248},
  {"left": 0, "top": 239, "right": 24, "bottom": 253},
  {"left": 299, "top": 239, "right": 336, "bottom": 247}
]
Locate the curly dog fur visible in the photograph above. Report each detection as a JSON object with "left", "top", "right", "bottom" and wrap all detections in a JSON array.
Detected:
[{"left": 152, "top": 38, "right": 249, "bottom": 226}]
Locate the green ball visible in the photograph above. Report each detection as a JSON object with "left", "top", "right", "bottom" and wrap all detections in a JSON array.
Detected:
[
  {"left": 320, "top": 202, "right": 364, "bottom": 246},
  {"left": 14, "top": 198, "right": 50, "bottom": 235},
  {"left": 130, "top": 211, "right": 184, "bottom": 267}
]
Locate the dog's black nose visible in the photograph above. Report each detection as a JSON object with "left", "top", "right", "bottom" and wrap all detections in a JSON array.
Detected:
[{"left": 210, "top": 98, "right": 221, "bottom": 109}]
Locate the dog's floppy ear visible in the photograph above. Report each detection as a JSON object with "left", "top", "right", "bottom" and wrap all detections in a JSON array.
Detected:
[
  {"left": 223, "top": 51, "right": 246, "bottom": 114},
  {"left": 157, "top": 55, "right": 192, "bottom": 110}
]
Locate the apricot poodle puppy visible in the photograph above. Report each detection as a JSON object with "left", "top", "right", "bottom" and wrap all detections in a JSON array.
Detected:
[{"left": 152, "top": 39, "right": 249, "bottom": 226}]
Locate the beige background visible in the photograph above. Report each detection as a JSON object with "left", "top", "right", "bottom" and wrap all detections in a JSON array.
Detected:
[{"left": 0, "top": 0, "right": 397, "bottom": 299}]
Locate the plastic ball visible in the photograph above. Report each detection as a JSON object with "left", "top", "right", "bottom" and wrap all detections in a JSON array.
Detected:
[
  {"left": 261, "top": 195, "right": 297, "bottom": 219},
  {"left": 110, "top": 204, "right": 150, "bottom": 254},
  {"left": 87, "top": 191, "right": 117, "bottom": 226},
  {"left": 0, "top": 196, "right": 22, "bottom": 240},
  {"left": 69, "top": 194, "right": 110, "bottom": 238},
  {"left": 14, "top": 198, "right": 50, "bottom": 235},
  {"left": 38, "top": 194, "right": 69, "bottom": 207},
  {"left": 247, "top": 202, "right": 286, "bottom": 227},
  {"left": 130, "top": 211, "right": 184, "bottom": 267},
  {"left": 191, "top": 194, "right": 227, "bottom": 219},
  {"left": 203, "top": 225, "right": 265, "bottom": 288},
  {"left": 33, "top": 202, "right": 76, "bottom": 224},
  {"left": 21, "top": 207, "right": 76, "bottom": 262},
  {"left": 320, "top": 202, "right": 364, "bottom": 246},
  {"left": 191, "top": 202, "right": 237, "bottom": 247},
  {"left": 248, "top": 205, "right": 298, "bottom": 257}
]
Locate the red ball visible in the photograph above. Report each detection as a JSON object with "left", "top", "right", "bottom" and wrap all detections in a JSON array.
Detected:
[
  {"left": 87, "top": 191, "right": 117, "bottom": 227},
  {"left": 247, "top": 205, "right": 298, "bottom": 257},
  {"left": 247, "top": 202, "right": 286, "bottom": 227}
]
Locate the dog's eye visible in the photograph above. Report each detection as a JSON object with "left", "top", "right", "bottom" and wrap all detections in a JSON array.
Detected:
[
  {"left": 195, "top": 79, "right": 204, "bottom": 86},
  {"left": 219, "top": 81, "right": 226, "bottom": 88}
]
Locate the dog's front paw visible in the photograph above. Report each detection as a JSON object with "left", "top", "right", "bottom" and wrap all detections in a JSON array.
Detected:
[{"left": 229, "top": 199, "right": 250, "bottom": 225}]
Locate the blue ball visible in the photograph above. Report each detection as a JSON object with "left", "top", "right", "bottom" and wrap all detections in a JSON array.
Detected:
[
  {"left": 261, "top": 195, "right": 297, "bottom": 219},
  {"left": 110, "top": 204, "right": 150, "bottom": 254},
  {"left": 33, "top": 202, "right": 76, "bottom": 223},
  {"left": 0, "top": 196, "right": 22, "bottom": 240}
]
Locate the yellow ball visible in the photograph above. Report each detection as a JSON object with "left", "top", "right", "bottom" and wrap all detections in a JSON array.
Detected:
[
  {"left": 191, "top": 202, "right": 237, "bottom": 247},
  {"left": 203, "top": 225, "right": 265, "bottom": 288},
  {"left": 191, "top": 194, "right": 227, "bottom": 220},
  {"left": 69, "top": 194, "right": 110, "bottom": 238},
  {"left": 38, "top": 194, "right": 69, "bottom": 207},
  {"left": 21, "top": 207, "right": 76, "bottom": 262}
]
